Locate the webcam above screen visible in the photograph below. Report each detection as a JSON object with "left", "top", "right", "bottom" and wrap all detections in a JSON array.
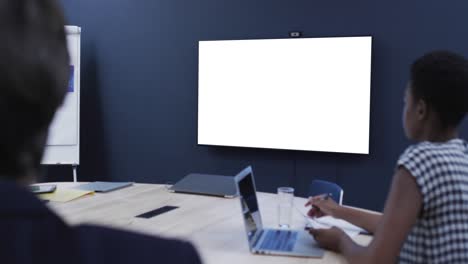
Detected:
[{"left": 197, "top": 36, "right": 372, "bottom": 154}]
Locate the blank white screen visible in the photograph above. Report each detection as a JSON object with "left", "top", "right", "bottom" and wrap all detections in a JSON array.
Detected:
[{"left": 198, "top": 36, "right": 372, "bottom": 154}]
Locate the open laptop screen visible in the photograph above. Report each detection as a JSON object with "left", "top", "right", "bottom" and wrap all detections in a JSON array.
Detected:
[{"left": 237, "top": 168, "right": 263, "bottom": 247}]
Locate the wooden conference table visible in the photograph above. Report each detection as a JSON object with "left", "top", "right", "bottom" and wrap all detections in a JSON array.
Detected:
[{"left": 45, "top": 183, "right": 372, "bottom": 264}]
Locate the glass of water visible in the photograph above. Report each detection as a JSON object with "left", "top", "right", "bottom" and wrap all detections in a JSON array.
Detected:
[{"left": 277, "top": 187, "right": 294, "bottom": 228}]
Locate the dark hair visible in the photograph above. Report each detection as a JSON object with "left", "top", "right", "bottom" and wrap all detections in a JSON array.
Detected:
[
  {"left": 410, "top": 50, "right": 468, "bottom": 128},
  {"left": 0, "top": 0, "right": 69, "bottom": 179}
]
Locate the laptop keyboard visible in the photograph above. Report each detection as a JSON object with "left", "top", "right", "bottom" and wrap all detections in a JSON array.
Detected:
[{"left": 258, "top": 229, "right": 299, "bottom": 252}]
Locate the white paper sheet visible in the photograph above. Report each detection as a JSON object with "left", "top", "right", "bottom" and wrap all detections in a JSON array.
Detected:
[{"left": 295, "top": 205, "right": 365, "bottom": 237}]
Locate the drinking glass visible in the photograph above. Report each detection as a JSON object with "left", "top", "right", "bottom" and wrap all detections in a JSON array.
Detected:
[{"left": 277, "top": 187, "right": 294, "bottom": 228}]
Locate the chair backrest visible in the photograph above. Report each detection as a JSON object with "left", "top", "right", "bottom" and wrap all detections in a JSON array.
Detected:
[{"left": 309, "top": 180, "right": 344, "bottom": 205}]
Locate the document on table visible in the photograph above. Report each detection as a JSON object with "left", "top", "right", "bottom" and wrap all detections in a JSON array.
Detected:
[
  {"left": 307, "top": 216, "right": 366, "bottom": 237},
  {"left": 39, "top": 188, "right": 94, "bottom": 202},
  {"left": 295, "top": 204, "right": 365, "bottom": 237}
]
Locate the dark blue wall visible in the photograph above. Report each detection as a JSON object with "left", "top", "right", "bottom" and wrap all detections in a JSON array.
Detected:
[{"left": 49, "top": 0, "right": 468, "bottom": 211}]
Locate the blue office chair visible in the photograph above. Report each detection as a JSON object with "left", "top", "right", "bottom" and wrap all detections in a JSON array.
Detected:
[{"left": 309, "top": 180, "right": 344, "bottom": 205}]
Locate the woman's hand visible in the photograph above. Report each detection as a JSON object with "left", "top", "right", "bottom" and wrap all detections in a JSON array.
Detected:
[
  {"left": 308, "top": 227, "right": 346, "bottom": 252},
  {"left": 305, "top": 195, "right": 341, "bottom": 218}
]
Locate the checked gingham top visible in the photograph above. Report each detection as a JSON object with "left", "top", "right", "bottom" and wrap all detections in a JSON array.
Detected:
[{"left": 397, "top": 138, "right": 468, "bottom": 263}]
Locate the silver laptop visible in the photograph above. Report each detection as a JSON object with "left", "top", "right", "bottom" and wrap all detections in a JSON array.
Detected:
[
  {"left": 169, "top": 173, "right": 238, "bottom": 198},
  {"left": 234, "top": 166, "right": 324, "bottom": 258}
]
